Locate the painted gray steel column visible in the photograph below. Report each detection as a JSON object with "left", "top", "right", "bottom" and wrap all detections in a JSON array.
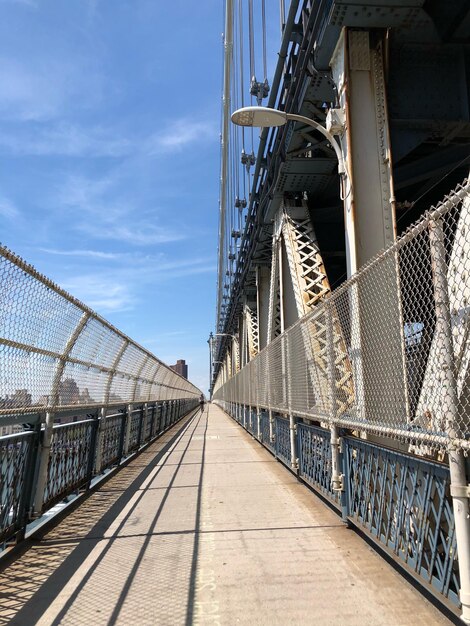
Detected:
[{"left": 330, "top": 30, "right": 408, "bottom": 430}]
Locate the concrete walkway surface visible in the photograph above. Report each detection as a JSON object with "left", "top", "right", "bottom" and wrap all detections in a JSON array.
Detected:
[{"left": 0, "top": 404, "right": 454, "bottom": 625}]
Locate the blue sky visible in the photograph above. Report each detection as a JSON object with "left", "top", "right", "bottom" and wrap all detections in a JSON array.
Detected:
[{"left": 0, "top": 0, "right": 227, "bottom": 393}]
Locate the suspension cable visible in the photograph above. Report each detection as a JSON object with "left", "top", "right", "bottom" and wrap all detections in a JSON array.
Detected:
[{"left": 262, "top": 0, "right": 267, "bottom": 80}]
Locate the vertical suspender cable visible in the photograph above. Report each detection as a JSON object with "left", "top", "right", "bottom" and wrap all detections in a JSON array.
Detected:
[
  {"left": 217, "top": 0, "right": 233, "bottom": 328},
  {"left": 262, "top": 0, "right": 267, "bottom": 80},
  {"left": 280, "top": 0, "right": 285, "bottom": 34},
  {"left": 248, "top": 0, "right": 255, "bottom": 81}
]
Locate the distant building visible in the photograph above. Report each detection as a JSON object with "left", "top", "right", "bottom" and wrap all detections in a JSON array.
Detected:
[
  {"left": 170, "top": 359, "right": 188, "bottom": 379},
  {"left": 58, "top": 378, "right": 80, "bottom": 405}
]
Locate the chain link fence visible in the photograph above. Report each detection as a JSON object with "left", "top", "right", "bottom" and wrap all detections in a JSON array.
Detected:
[
  {"left": 0, "top": 246, "right": 201, "bottom": 418},
  {"left": 214, "top": 178, "right": 470, "bottom": 451}
]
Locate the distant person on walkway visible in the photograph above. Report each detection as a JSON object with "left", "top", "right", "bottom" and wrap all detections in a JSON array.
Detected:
[{"left": 199, "top": 394, "right": 205, "bottom": 411}]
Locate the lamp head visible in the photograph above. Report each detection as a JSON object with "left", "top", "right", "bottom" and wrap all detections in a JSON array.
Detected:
[{"left": 231, "top": 106, "right": 287, "bottom": 128}]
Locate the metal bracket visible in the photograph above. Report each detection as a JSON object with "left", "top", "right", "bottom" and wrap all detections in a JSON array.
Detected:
[
  {"left": 450, "top": 484, "right": 470, "bottom": 498},
  {"left": 332, "top": 474, "right": 345, "bottom": 492}
]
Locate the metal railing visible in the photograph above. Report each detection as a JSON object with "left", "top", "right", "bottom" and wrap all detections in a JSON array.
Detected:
[
  {"left": 223, "top": 402, "right": 460, "bottom": 611},
  {"left": 214, "top": 179, "right": 470, "bottom": 452},
  {"left": 0, "top": 246, "right": 200, "bottom": 417},
  {"left": 0, "top": 398, "right": 199, "bottom": 546},
  {"left": 214, "top": 179, "right": 470, "bottom": 620},
  {"left": 0, "top": 243, "right": 202, "bottom": 548}
]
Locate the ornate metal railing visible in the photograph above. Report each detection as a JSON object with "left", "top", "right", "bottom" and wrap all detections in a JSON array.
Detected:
[
  {"left": 0, "top": 243, "right": 202, "bottom": 548},
  {"left": 214, "top": 180, "right": 470, "bottom": 619},
  {"left": 221, "top": 399, "right": 460, "bottom": 614},
  {"left": 0, "top": 397, "right": 199, "bottom": 548}
]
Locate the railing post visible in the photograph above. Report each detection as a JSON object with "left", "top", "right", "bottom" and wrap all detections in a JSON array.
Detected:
[
  {"left": 95, "top": 407, "right": 105, "bottom": 474},
  {"left": 137, "top": 405, "right": 144, "bottom": 448},
  {"left": 86, "top": 411, "right": 100, "bottom": 488},
  {"left": 123, "top": 403, "right": 133, "bottom": 457},
  {"left": 18, "top": 422, "right": 41, "bottom": 539},
  {"left": 33, "top": 411, "right": 54, "bottom": 515},
  {"left": 269, "top": 409, "right": 274, "bottom": 444},
  {"left": 142, "top": 403, "right": 149, "bottom": 443},
  {"left": 285, "top": 333, "right": 297, "bottom": 470},
  {"left": 328, "top": 303, "right": 343, "bottom": 495},
  {"left": 429, "top": 217, "right": 470, "bottom": 624},
  {"left": 149, "top": 404, "right": 156, "bottom": 439}
]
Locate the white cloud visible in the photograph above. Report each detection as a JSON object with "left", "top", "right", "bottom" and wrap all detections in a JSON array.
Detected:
[
  {"left": 148, "top": 118, "right": 216, "bottom": 153},
  {"left": 39, "top": 248, "right": 124, "bottom": 260},
  {"left": 60, "top": 274, "right": 133, "bottom": 313},
  {"left": 0, "top": 57, "right": 103, "bottom": 121},
  {"left": 0, "top": 195, "right": 19, "bottom": 219},
  {"left": 0, "top": 123, "right": 132, "bottom": 157},
  {"left": 82, "top": 224, "right": 187, "bottom": 245},
  {"left": 0, "top": 0, "right": 37, "bottom": 6}
]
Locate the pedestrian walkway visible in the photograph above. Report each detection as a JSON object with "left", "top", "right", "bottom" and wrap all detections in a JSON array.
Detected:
[{"left": 0, "top": 404, "right": 453, "bottom": 625}]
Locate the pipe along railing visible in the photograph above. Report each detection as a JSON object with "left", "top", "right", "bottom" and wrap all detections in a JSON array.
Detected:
[{"left": 0, "top": 398, "right": 199, "bottom": 549}]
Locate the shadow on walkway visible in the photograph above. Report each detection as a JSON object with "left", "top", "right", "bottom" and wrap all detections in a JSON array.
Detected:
[{"left": 0, "top": 407, "right": 208, "bottom": 626}]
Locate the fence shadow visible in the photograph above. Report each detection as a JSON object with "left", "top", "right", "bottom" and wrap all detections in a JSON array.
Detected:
[{"left": 0, "top": 408, "right": 207, "bottom": 626}]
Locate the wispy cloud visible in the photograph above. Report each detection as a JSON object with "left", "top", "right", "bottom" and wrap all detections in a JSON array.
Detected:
[
  {"left": 60, "top": 274, "right": 133, "bottom": 313},
  {"left": 0, "top": 57, "right": 103, "bottom": 121},
  {"left": 0, "top": 0, "right": 37, "bottom": 6},
  {"left": 148, "top": 118, "right": 216, "bottom": 153},
  {"left": 39, "top": 248, "right": 124, "bottom": 260},
  {"left": 0, "top": 123, "right": 132, "bottom": 157},
  {"left": 53, "top": 172, "right": 190, "bottom": 246},
  {"left": 0, "top": 195, "right": 19, "bottom": 219},
  {"left": 80, "top": 224, "right": 187, "bottom": 245}
]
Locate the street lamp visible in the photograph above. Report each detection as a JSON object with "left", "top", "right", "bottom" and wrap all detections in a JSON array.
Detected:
[
  {"left": 213, "top": 332, "right": 239, "bottom": 345},
  {"left": 231, "top": 106, "right": 345, "bottom": 176}
]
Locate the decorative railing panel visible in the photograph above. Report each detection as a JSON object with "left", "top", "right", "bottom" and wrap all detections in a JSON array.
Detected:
[
  {"left": 99, "top": 412, "right": 126, "bottom": 471},
  {"left": 274, "top": 416, "right": 290, "bottom": 466},
  {"left": 0, "top": 432, "right": 35, "bottom": 543},
  {"left": 297, "top": 423, "right": 338, "bottom": 504},
  {"left": 43, "top": 419, "right": 96, "bottom": 508},
  {"left": 259, "top": 410, "right": 273, "bottom": 450},
  {"left": 344, "top": 437, "right": 459, "bottom": 606}
]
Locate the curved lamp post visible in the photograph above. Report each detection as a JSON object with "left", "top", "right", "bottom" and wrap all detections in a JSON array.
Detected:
[{"left": 231, "top": 106, "right": 345, "bottom": 176}]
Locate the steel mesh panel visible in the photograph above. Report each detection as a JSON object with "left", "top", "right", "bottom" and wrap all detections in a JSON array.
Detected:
[
  {"left": 139, "top": 359, "right": 159, "bottom": 383},
  {"left": 135, "top": 381, "right": 152, "bottom": 403},
  {"left": 69, "top": 318, "right": 125, "bottom": 368},
  {"left": 214, "top": 179, "right": 470, "bottom": 451},
  {"left": 0, "top": 431, "right": 34, "bottom": 542},
  {"left": 109, "top": 374, "right": 134, "bottom": 404},
  {"left": 43, "top": 420, "right": 94, "bottom": 508},
  {"left": 117, "top": 344, "right": 147, "bottom": 377},
  {"left": 0, "top": 346, "right": 58, "bottom": 411},
  {"left": 0, "top": 246, "right": 201, "bottom": 417},
  {"left": 59, "top": 362, "right": 108, "bottom": 406},
  {"left": 0, "top": 257, "right": 82, "bottom": 354}
]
